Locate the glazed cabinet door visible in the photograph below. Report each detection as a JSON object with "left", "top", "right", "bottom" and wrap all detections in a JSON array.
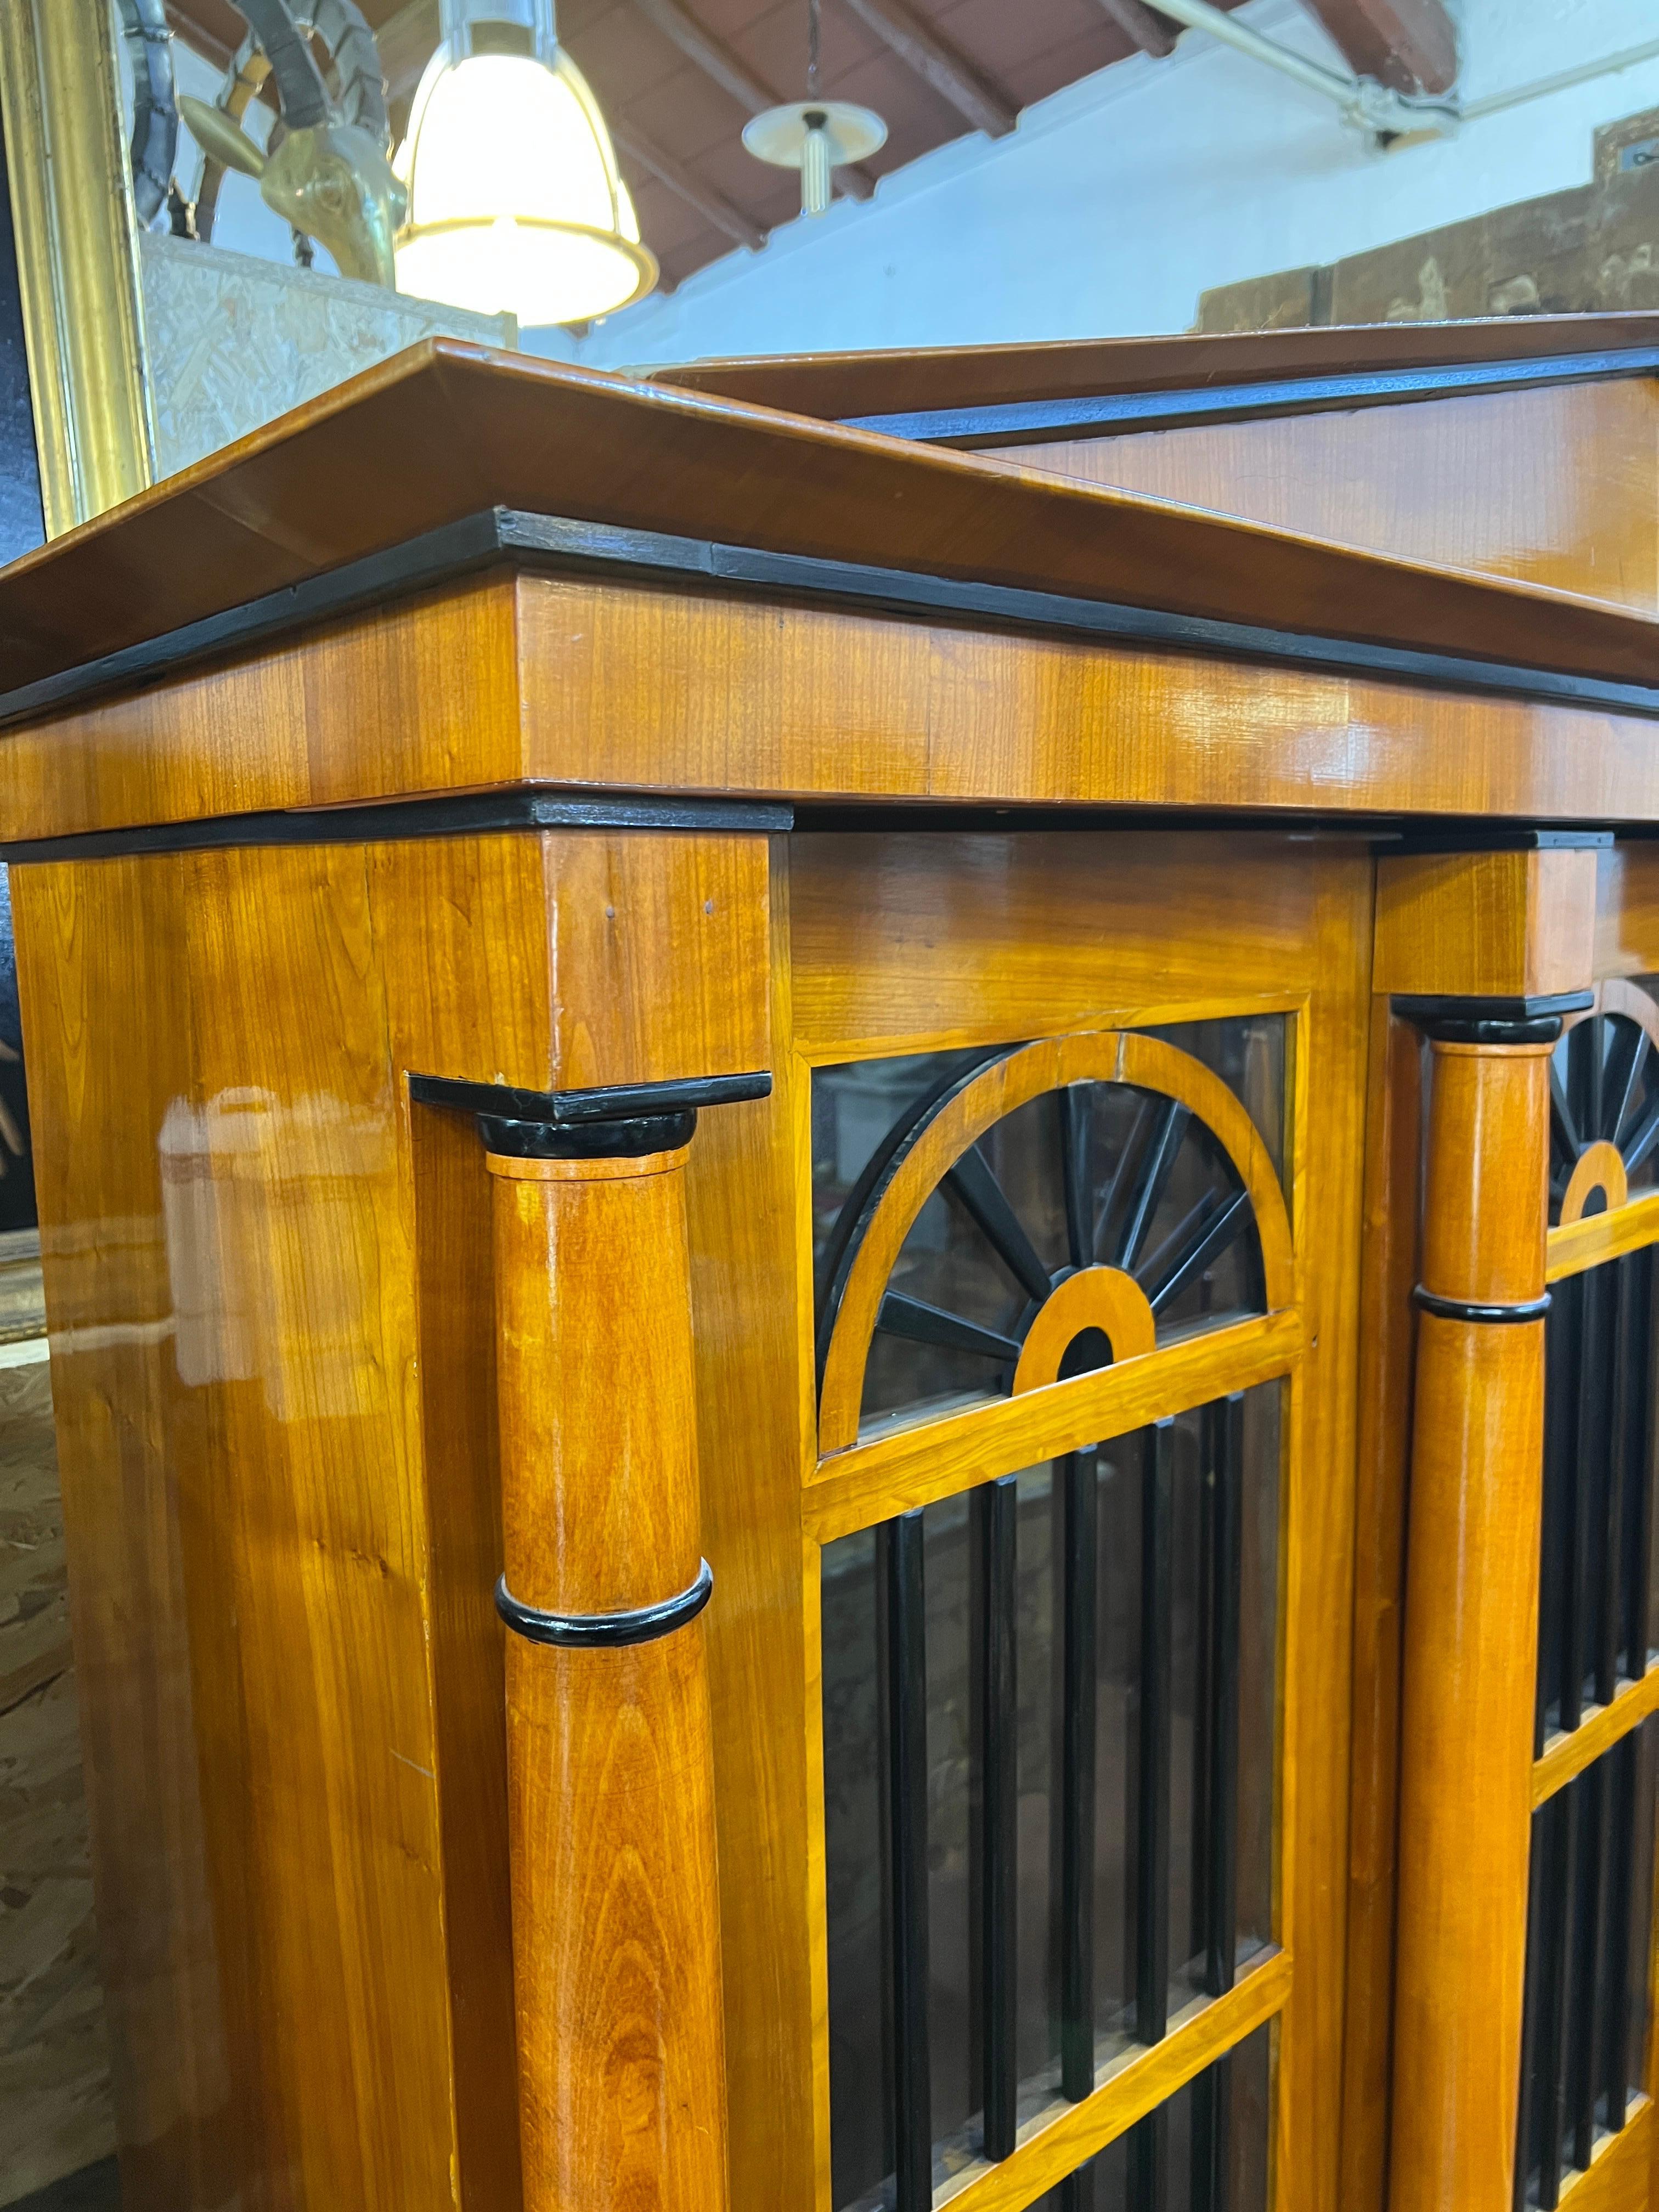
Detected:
[{"left": 688, "top": 830, "right": 1372, "bottom": 2212}]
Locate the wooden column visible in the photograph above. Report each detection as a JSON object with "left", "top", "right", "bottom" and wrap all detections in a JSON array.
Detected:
[
  {"left": 481, "top": 1098, "right": 729, "bottom": 2212},
  {"left": 1376, "top": 840, "right": 1601, "bottom": 2212},
  {"left": 1387, "top": 1013, "right": 1555, "bottom": 2212}
]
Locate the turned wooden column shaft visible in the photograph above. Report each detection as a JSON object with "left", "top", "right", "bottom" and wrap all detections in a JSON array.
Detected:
[
  {"left": 483, "top": 1105, "right": 729, "bottom": 2212},
  {"left": 1388, "top": 1021, "right": 1556, "bottom": 2212}
]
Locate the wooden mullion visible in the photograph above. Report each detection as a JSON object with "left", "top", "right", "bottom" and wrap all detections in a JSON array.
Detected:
[
  {"left": 927, "top": 1949, "right": 1290, "bottom": 2212},
  {"left": 1534, "top": 1659, "right": 1659, "bottom": 1809},
  {"left": 805, "top": 1308, "right": 1301, "bottom": 1542}
]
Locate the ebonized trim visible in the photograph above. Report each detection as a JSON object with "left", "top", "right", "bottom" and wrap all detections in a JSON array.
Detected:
[
  {"left": 1414, "top": 1286, "right": 1553, "bottom": 1325},
  {"left": 7, "top": 505, "right": 1659, "bottom": 749},
  {"left": 412, "top": 1069, "right": 772, "bottom": 1127},
  {"left": 840, "top": 348, "right": 1659, "bottom": 449},
  {"left": 494, "top": 1560, "right": 713, "bottom": 1647},
  {"left": 479, "top": 1108, "right": 697, "bottom": 1159},
  {"left": 1395, "top": 991, "right": 1594, "bottom": 1045},
  {"left": 0, "top": 786, "right": 793, "bottom": 865}
]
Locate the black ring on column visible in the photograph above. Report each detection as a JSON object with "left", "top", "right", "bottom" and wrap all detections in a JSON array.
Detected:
[
  {"left": 495, "top": 1559, "right": 714, "bottom": 1647},
  {"left": 1412, "top": 1285, "right": 1552, "bottom": 1325}
]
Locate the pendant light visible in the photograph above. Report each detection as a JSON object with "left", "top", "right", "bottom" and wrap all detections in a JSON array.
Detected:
[
  {"left": 394, "top": 0, "right": 656, "bottom": 326},
  {"left": 743, "top": 0, "right": 885, "bottom": 217}
]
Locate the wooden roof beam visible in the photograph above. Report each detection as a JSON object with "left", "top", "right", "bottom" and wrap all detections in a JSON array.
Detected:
[
  {"left": 837, "top": 0, "right": 1017, "bottom": 138},
  {"left": 1299, "top": 0, "right": 1457, "bottom": 95},
  {"left": 611, "top": 121, "right": 767, "bottom": 253},
  {"left": 1095, "top": 0, "right": 1180, "bottom": 60},
  {"left": 627, "top": 0, "right": 873, "bottom": 199}
]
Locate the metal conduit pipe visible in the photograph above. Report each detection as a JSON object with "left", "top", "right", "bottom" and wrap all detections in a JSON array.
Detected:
[
  {"left": 1154, "top": 0, "right": 1659, "bottom": 144},
  {"left": 1146, "top": 0, "right": 1458, "bottom": 134}
]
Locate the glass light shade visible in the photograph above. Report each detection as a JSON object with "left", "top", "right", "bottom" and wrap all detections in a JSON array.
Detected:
[{"left": 395, "top": 47, "right": 656, "bottom": 325}]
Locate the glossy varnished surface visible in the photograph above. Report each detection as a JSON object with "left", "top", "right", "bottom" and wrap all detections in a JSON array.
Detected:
[
  {"left": 489, "top": 1147, "right": 727, "bottom": 2212},
  {"left": 1002, "top": 379, "right": 1659, "bottom": 614},
  {"left": 2, "top": 341, "right": 1659, "bottom": 726},
  {"left": 653, "top": 312, "right": 1659, "bottom": 420},
  {"left": 1390, "top": 1041, "right": 1553, "bottom": 2212},
  {"left": 14, "top": 569, "right": 1659, "bottom": 852},
  {"left": 10, "top": 827, "right": 768, "bottom": 2210}
]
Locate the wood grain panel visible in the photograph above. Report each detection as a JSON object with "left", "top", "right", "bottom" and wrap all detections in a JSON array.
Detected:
[
  {"left": 11, "top": 574, "right": 1659, "bottom": 848},
  {"left": 9, "top": 823, "right": 771, "bottom": 2209},
  {"left": 1373, "top": 846, "right": 1599, "bottom": 1003},
  {"left": 1001, "top": 381, "right": 1659, "bottom": 613},
  {"left": 1389, "top": 1041, "right": 1552, "bottom": 2212},
  {"left": 682, "top": 845, "right": 826, "bottom": 2212},
  {"left": 1336, "top": 1005, "right": 1421, "bottom": 2212},
  {"left": 7, "top": 342, "right": 1659, "bottom": 704},
  {"left": 656, "top": 312, "right": 1659, "bottom": 419}
]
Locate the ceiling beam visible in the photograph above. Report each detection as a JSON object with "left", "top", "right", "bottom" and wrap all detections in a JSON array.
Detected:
[
  {"left": 611, "top": 121, "right": 767, "bottom": 253},
  {"left": 1298, "top": 0, "right": 1457, "bottom": 95},
  {"left": 1094, "top": 0, "right": 1179, "bottom": 60},
  {"left": 628, "top": 0, "right": 873, "bottom": 199},
  {"left": 837, "top": 0, "right": 1017, "bottom": 138}
]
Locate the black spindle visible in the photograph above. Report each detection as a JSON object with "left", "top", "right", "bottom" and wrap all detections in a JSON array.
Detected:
[
  {"left": 1537, "top": 1788, "right": 1574, "bottom": 2210},
  {"left": 881, "top": 1510, "right": 933, "bottom": 2212},
  {"left": 1194, "top": 2054, "right": 1233, "bottom": 2212},
  {"left": 1563, "top": 1270, "right": 1599, "bottom": 1732},
  {"left": 1539, "top": 1280, "right": 1578, "bottom": 1751},
  {"left": 973, "top": 1477, "right": 1019, "bottom": 2160},
  {"left": 1515, "top": 1806, "right": 1550, "bottom": 2212},
  {"left": 1062, "top": 1448, "right": 1100, "bottom": 2103},
  {"left": 1602, "top": 1733, "right": 1638, "bottom": 2135},
  {"left": 1204, "top": 1398, "right": 1243, "bottom": 1998},
  {"left": 1621, "top": 1248, "right": 1655, "bottom": 1685},
  {"left": 1138, "top": 1420, "right": 1175, "bottom": 2047},
  {"left": 1567, "top": 1766, "right": 1605, "bottom": 2175},
  {"left": 1059, "top": 2158, "right": 1097, "bottom": 2212},
  {"left": 1128, "top": 2105, "right": 1169, "bottom": 2212}
]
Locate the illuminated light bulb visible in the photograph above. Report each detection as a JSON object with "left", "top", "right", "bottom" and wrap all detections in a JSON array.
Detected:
[{"left": 394, "top": 0, "right": 655, "bottom": 326}]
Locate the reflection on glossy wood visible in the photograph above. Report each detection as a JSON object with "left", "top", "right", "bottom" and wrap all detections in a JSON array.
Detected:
[
  {"left": 486, "top": 1141, "right": 727, "bottom": 2212},
  {"left": 1390, "top": 1041, "right": 1553, "bottom": 2212},
  {"left": 11, "top": 826, "right": 769, "bottom": 2210}
]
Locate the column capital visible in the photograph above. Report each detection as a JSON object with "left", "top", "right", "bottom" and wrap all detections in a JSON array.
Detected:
[
  {"left": 1392, "top": 990, "right": 1592, "bottom": 1046},
  {"left": 1375, "top": 839, "right": 1601, "bottom": 1016}
]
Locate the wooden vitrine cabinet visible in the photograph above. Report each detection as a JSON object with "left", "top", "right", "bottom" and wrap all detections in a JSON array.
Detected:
[{"left": 3, "top": 325, "right": 1659, "bottom": 2212}]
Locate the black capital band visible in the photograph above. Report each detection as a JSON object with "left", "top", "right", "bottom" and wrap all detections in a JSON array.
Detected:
[
  {"left": 1413, "top": 1285, "right": 1552, "bottom": 1325},
  {"left": 495, "top": 1560, "right": 714, "bottom": 1648}
]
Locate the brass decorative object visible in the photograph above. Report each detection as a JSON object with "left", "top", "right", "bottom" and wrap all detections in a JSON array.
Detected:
[
  {"left": 0, "top": 0, "right": 154, "bottom": 533},
  {"left": 178, "top": 0, "right": 405, "bottom": 287}
]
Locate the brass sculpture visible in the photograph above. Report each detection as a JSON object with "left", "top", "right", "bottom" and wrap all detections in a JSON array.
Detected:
[{"left": 178, "top": 0, "right": 404, "bottom": 287}]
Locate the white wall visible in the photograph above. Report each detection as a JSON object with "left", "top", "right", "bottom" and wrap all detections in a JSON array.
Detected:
[{"left": 546, "top": 0, "right": 1659, "bottom": 372}]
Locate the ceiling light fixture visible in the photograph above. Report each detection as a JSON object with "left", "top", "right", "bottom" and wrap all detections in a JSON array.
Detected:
[
  {"left": 743, "top": 0, "right": 886, "bottom": 217},
  {"left": 394, "top": 0, "right": 656, "bottom": 326}
]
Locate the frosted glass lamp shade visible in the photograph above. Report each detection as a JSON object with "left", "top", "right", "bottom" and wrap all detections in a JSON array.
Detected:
[{"left": 395, "top": 46, "right": 656, "bottom": 324}]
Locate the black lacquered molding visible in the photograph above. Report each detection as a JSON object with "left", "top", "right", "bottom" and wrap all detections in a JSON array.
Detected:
[
  {"left": 416, "top": 1066, "right": 772, "bottom": 1126},
  {"left": 881, "top": 1510, "right": 934, "bottom": 2212},
  {"left": 1413, "top": 1286, "right": 1553, "bottom": 1325},
  {"left": 1138, "top": 1420, "right": 1176, "bottom": 2048},
  {"left": 480, "top": 1108, "right": 698, "bottom": 1160},
  {"left": 494, "top": 1560, "right": 713, "bottom": 1647},
  {"left": 1394, "top": 990, "right": 1593, "bottom": 1047}
]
